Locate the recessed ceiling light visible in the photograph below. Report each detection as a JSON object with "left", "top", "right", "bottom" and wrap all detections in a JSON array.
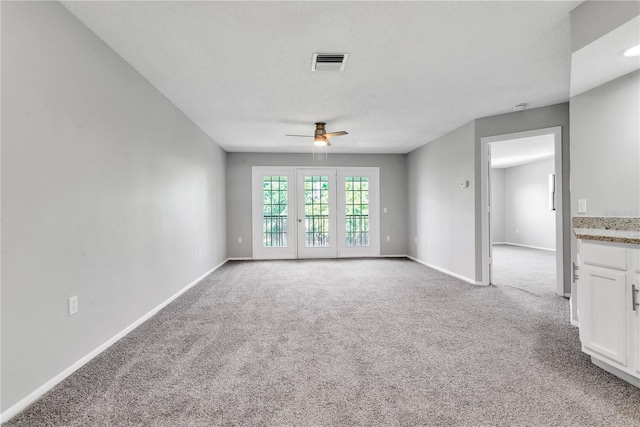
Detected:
[{"left": 623, "top": 44, "right": 640, "bottom": 57}]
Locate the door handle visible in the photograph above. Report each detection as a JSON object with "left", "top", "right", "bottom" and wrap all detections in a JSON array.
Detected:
[
  {"left": 298, "top": 219, "right": 302, "bottom": 223},
  {"left": 633, "top": 284, "right": 639, "bottom": 312}
]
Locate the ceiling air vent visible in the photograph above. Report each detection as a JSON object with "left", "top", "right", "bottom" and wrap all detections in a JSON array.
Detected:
[{"left": 311, "top": 53, "right": 349, "bottom": 71}]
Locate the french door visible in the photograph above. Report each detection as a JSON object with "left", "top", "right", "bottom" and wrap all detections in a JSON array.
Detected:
[
  {"left": 252, "top": 167, "right": 379, "bottom": 259},
  {"left": 297, "top": 169, "right": 337, "bottom": 258}
]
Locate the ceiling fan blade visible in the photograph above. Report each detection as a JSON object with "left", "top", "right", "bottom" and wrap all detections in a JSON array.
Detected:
[
  {"left": 285, "top": 134, "right": 313, "bottom": 138},
  {"left": 325, "top": 139, "right": 332, "bottom": 146},
  {"left": 323, "top": 131, "right": 348, "bottom": 138}
]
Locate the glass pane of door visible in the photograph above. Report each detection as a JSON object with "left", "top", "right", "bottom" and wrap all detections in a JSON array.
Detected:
[
  {"left": 337, "top": 168, "right": 380, "bottom": 257},
  {"left": 262, "top": 176, "right": 288, "bottom": 247},
  {"left": 297, "top": 169, "right": 337, "bottom": 258},
  {"left": 304, "top": 175, "right": 330, "bottom": 247},
  {"left": 345, "top": 176, "right": 370, "bottom": 247},
  {"left": 252, "top": 168, "right": 295, "bottom": 259}
]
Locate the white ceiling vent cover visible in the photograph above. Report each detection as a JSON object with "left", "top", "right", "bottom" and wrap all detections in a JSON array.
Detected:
[{"left": 311, "top": 53, "right": 349, "bottom": 71}]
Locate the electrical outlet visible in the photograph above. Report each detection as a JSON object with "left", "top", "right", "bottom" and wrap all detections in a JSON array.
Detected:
[
  {"left": 238, "top": 237, "right": 243, "bottom": 244},
  {"left": 414, "top": 237, "right": 418, "bottom": 244},
  {"left": 383, "top": 207, "right": 388, "bottom": 213},
  {"left": 69, "top": 296, "right": 78, "bottom": 316},
  {"left": 198, "top": 247, "right": 202, "bottom": 257},
  {"left": 386, "top": 235, "right": 391, "bottom": 241},
  {"left": 516, "top": 228, "right": 519, "bottom": 234}
]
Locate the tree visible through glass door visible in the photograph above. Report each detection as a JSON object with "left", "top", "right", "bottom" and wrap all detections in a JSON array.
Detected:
[
  {"left": 304, "top": 175, "right": 330, "bottom": 247},
  {"left": 262, "top": 176, "right": 288, "bottom": 247},
  {"left": 345, "top": 176, "right": 370, "bottom": 247}
]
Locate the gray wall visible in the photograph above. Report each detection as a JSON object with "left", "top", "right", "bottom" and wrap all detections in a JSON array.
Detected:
[
  {"left": 226, "top": 153, "right": 408, "bottom": 258},
  {"left": 570, "top": 70, "right": 640, "bottom": 218},
  {"left": 1, "top": 2, "right": 227, "bottom": 413},
  {"left": 490, "top": 168, "right": 506, "bottom": 243},
  {"left": 407, "top": 121, "right": 476, "bottom": 282},
  {"left": 475, "top": 103, "right": 570, "bottom": 289},
  {"left": 503, "top": 158, "right": 556, "bottom": 250}
]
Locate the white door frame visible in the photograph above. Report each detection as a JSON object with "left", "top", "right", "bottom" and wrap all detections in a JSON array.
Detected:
[
  {"left": 251, "top": 166, "right": 380, "bottom": 259},
  {"left": 480, "top": 126, "right": 565, "bottom": 297}
]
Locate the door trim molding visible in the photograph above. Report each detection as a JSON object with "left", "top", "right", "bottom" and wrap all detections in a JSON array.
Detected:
[{"left": 480, "top": 126, "right": 565, "bottom": 297}]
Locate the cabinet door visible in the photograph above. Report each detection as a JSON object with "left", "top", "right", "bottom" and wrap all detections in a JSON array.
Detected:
[
  {"left": 634, "top": 273, "right": 640, "bottom": 376},
  {"left": 579, "top": 264, "right": 628, "bottom": 367}
]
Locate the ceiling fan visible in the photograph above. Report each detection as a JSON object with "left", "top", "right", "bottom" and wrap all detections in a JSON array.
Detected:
[{"left": 286, "top": 122, "right": 348, "bottom": 147}]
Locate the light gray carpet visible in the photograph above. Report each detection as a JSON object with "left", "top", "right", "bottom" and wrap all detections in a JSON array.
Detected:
[
  {"left": 492, "top": 244, "right": 557, "bottom": 296},
  {"left": 5, "top": 258, "right": 640, "bottom": 426}
]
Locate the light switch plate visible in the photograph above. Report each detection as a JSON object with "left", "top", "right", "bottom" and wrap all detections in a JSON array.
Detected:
[
  {"left": 578, "top": 199, "right": 587, "bottom": 214},
  {"left": 69, "top": 296, "right": 78, "bottom": 316}
]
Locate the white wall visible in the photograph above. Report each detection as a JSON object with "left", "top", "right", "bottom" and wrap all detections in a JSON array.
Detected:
[
  {"left": 568, "top": 0, "right": 639, "bottom": 322},
  {"left": 1, "top": 1, "right": 227, "bottom": 414},
  {"left": 503, "top": 158, "right": 556, "bottom": 250},
  {"left": 490, "top": 168, "right": 505, "bottom": 243},
  {"left": 407, "top": 121, "right": 476, "bottom": 282},
  {"left": 226, "top": 153, "right": 408, "bottom": 258},
  {"left": 570, "top": 70, "right": 640, "bottom": 217}
]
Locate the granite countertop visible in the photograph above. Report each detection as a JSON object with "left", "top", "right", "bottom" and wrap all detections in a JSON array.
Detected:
[{"left": 572, "top": 217, "right": 640, "bottom": 244}]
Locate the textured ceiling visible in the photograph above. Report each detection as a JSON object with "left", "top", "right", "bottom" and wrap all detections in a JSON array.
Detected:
[{"left": 62, "top": 1, "right": 580, "bottom": 154}]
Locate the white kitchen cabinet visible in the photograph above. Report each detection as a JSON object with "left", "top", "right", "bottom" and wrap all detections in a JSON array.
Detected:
[
  {"left": 577, "top": 240, "right": 639, "bottom": 386},
  {"left": 579, "top": 263, "right": 627, "bottom": 366},
  {"left": 634, "top": 269, "right": 640, "bottom": 378}
]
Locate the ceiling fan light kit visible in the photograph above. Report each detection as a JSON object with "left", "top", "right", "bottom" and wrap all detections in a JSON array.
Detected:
[
  {"left": 314, "top": 135, "right": 329, "bottom": 146},
  {"left": 286, "top": 122, "right": 347, "bottom": 157}
]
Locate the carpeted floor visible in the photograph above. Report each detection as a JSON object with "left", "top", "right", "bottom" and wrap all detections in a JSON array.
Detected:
[
  {"left": 5, "top": 258, "right": 640, "bottom": 426},
  {"left": 491, "top": 244, "right": 557, "bottom": 296}
]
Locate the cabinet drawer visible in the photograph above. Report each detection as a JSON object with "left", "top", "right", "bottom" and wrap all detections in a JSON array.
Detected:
[{"left": 581, "top": 242, "right": 626, "bottom": 271}]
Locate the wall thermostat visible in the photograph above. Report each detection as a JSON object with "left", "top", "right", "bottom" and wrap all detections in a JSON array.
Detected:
[{"left": 459, "top": 180, "right": 468, "bottom": 188}]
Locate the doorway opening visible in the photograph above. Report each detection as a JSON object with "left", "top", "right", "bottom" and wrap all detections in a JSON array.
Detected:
[
  {"left": 481, "top": 127, "right": 566, "bottom": 297},
  {"left": 251, "top": 166, "right": 380, "bottom": 259},
  {"left": 489, "top": 134, "right": 557, "bottom": 295}
]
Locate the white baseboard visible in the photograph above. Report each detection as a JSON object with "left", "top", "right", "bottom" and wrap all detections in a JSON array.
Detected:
[
  {"left": 407, "top": 256, "right": 482, "bottom": 285},
  {"left": 380, "top": 254, "right": 409, "bottom": 258},
  {"left": 228, "top": 257, "right": 253, "bottom": 261},
  {"left": 570, "top": 319, "right": 580, "bottom": 327},
  {"left": 0, "top": 259, "right": 229, "bottom": 423},
  {"left": 495, "top": 242, "right": 556, "bottom": 252}
]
